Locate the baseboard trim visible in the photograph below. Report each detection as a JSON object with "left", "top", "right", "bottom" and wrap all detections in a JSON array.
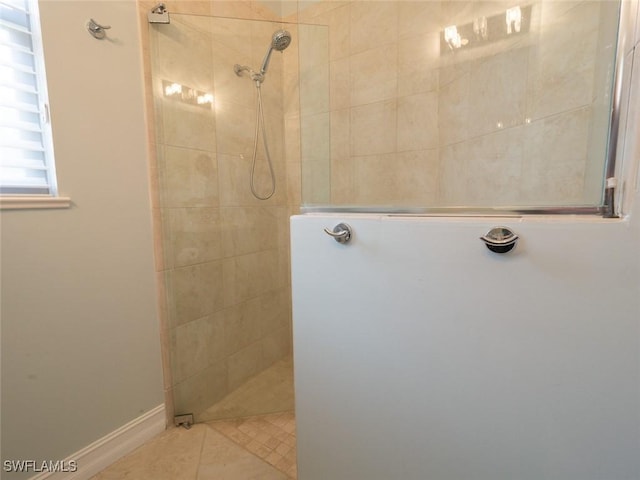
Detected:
[{"left": 29, "top": 404, "right": 166, "bottom": 480}]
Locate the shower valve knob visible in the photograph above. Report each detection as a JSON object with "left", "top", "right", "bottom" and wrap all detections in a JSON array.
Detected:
[{"left": 324, "top": 223, "right": 352, "bottom": 244}]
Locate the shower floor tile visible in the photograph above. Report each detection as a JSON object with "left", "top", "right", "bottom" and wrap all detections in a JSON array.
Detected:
[
  {"left": 91, "top": 412, "right": 297, "bottom": 480},
  {"left": 209, "top": 411, "right": 297, "bottom": 479}
]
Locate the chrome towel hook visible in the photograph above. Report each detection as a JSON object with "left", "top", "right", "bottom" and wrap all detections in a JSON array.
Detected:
[
  {"left": 87, "top": 18, "right": 111, "bottom": 39},
  {"left": 324, "top": 223, "right": 352, "bottom": 244}
]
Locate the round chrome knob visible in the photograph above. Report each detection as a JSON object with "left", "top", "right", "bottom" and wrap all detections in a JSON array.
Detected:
[{"left": 480, "top": 226, "right": 518, "bottom": 253}]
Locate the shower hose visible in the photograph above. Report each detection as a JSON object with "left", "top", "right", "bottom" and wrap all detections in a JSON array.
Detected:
[{"left": 250, "top": 82, "right": 276, "bottom": 200}]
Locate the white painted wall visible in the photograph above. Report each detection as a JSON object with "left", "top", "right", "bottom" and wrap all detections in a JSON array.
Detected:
[
  {"left": 291, "top": 20, "right": 640, "bottom": 479},
  {"left": 1, "top": 1, "right": 164, "bottom": 477}
]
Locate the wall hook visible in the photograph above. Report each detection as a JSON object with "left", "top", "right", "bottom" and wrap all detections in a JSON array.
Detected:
[
  {"left": 480, "top": 226, "right": 519, "bottom": 254},
  {"left": 324, "top": 223, "right": 352, "bottom": 244},
  {"left": 87, "top": 18, "right": 111, "bottom": 39}
]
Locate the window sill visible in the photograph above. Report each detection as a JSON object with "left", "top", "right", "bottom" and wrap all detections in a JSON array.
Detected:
[{"left": 0, "top": 196, "right": 72, "bottom": 210}]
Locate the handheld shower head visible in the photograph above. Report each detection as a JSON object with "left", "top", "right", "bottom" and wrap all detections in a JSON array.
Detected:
[
  {"left": 233, "top": 29, "right": 291, "bottom": 200},
  {"left": 260, "top": 29, "right": 292, "bottom": 75},
  {"left": 271, "top": 29, "right": 292, "bottom": 51}
]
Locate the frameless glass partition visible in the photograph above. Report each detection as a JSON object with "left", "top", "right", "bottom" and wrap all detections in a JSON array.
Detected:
[
  {"left": 149, "top": 14, "right": 295, "bottom": 423},
  {"left": 298, "top": 0, "right": 622, "bottom": 212}
]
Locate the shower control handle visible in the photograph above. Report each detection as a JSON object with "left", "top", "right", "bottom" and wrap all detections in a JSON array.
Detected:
[{"left": 324, "top": 223, "right": 352, "bottom": 244}]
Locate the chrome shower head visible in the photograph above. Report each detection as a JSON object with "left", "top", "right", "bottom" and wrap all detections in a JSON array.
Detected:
[
  {"left": 260, "top": 29, "right": 292, "bottom": 75},
  {"left": 271, "top": 29, "right": 292, "bottom": 51}
]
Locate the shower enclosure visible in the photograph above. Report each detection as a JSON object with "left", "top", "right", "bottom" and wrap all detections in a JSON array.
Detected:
[{"left": 143, "top": 3, "right": 637, "bottom": 471}]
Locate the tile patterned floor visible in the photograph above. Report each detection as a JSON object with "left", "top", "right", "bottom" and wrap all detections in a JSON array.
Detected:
[
  {"left": 210, "top": 412, "right": 297, "bottom": 478},
  {"left": 91, "top": 412, "right": 297, "bottom": 480}
]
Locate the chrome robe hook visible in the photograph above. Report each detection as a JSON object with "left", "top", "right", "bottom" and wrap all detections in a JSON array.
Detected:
[
  {"left": 87, "top": 18, "right": 111, "bottom": 39},
  {"left": 324, "top": 223, "right": 352, "bottom": 244}
]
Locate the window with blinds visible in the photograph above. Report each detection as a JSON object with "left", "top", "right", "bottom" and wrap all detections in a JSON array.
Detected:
[{"left": 0, "top": 0, "right": 57, "bottom": 196}]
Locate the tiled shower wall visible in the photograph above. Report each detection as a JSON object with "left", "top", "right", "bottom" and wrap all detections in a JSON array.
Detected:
[
  {"left": 294, "top": 0, "right": 618, "bottom": 207},
  {"left": 139, "top": 1, "right": 293, "bottom": 422}
]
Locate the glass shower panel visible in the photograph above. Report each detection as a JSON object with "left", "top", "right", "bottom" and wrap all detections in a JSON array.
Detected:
[
  {"left": 297, "top": 0, "right": 621, "bottom": 210},
  {"left": 149, "top": 14, "right": 294, "bottom": 423},
  {"left": 299, "top": 24, "right": 331, "bottom": 205}
]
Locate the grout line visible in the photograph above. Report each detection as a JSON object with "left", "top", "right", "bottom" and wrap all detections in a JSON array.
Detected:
[{"left": 194, "top": 424, "right": 208, "bottom": 480}]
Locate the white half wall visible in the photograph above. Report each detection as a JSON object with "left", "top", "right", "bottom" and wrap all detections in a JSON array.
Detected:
[{"left": 292, "top": 213, "right": 640, "bottom": 480}]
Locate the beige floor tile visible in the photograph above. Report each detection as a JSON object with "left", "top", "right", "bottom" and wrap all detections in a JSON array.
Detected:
[
  {"left": 197, "top": 426, "right": 288, "bottom": 480},
  {"left": 208, "top": 411, "right": 297, "bottom": 479},
  {"left": 227, "top": 429, "right": 253, "bottom": 446},
  {"left": 91, "top": 424, "right": 207, "bottom": 480},
  {"left": 286, "top": 464, "right": 298, "bottom": 478},
  {"left": 93, "top": 419, "right": 296, "bottom": 480},
  {"left": 94, "top": 357, "right": 297, "bottom": 480},
  {"left": 264, "top": 436, "right": 281, "bottom": 449},
  {"left": 265, "top": 451, "right": 283, "bottom": 466}
]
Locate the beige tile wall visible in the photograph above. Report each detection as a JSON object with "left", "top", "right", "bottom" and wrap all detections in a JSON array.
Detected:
[
  {"left": 296, "top": 0, "right": 616, "bottom": 208},
  {"left": 140, "top": 1, "right": 293, "bottom": 422}
]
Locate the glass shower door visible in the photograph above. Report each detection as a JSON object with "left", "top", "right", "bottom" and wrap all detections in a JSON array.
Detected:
[{"left": 148, "top": 13, "right": 294, "bottom": 423}]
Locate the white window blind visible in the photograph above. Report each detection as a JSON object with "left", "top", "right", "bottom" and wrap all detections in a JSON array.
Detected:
[{"left": 0, "top": 0, "right": 57, "bottom": 196}]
